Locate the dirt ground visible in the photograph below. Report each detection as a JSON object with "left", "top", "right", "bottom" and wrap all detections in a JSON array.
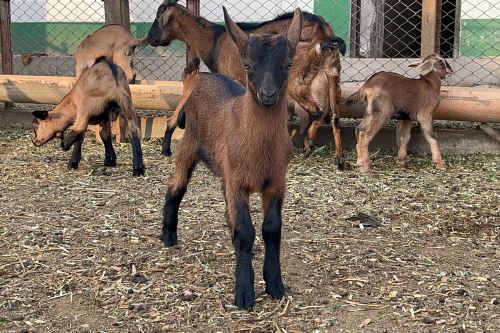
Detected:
[{"left": 0, "top": 128, "right": 498, "bottom": 333}]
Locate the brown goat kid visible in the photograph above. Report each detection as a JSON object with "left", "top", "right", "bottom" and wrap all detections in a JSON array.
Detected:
[
  {"left": 147, "top": 0, "right": 347, "bottom": 169},
  {"left": 346, "top": 54, "right": 453, "bottom": 173},
  {"left": 75, "top": 24, "right": 146, "bottom": 82},
  {"left": 161, "top": 7, "right": 302, "bottom": 309},
  {"left": 32, "top": 58, "right": 145, "bottom": 176}
]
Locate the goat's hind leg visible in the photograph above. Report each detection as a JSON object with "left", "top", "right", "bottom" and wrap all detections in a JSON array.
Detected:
[
  {"left": 99, "top": 121, "right": 117, "bottom": 167},
  {"left": 261, "top": 187, "right": 285, "bottom": 300},
  {"left": 161, "top": 145, "right": 198, "bottom": 247},
  {"left": 67, "top": 134, "right": 85, "bottom": 169}
]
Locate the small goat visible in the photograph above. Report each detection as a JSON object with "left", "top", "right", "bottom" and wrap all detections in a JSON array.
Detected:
[
  {"left": 161, "top": 7, "right": 302, "bottom": 309},
  {"left": 75, "top": 24, "right": 146, "bottom": 82},
  {"left": 147, "top": 0, "right": 347, "bottom": 169},
  {"left": 32, "top": 58, "right": 145, "bottom": 176},
  {"left": 346, "top": 54, "right": 453, "bottom": 173}
]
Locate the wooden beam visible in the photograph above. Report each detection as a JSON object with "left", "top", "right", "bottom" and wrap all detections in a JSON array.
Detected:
[
  {"left": 104, "top": 0, "right": 130, "bottom": 29},
  {"left": 185, "top": 0, "right": 200, "bottom": 66},
  {"left": 0, "top": 0, "right": 13, "bottom": 110},
  {"left": 0, "top": 75, "right": 500, "bottom": 123},
  {"left": 421, "top": 0, "right": 442, "bottom": 56}
]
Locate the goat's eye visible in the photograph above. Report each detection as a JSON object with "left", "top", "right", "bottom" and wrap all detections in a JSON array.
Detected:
[
  {"left": 286, "top": 63, "right": 293, "bottom": 70},
  {"left": 244, "top": 63, "right": 251, "bottom": 70}
]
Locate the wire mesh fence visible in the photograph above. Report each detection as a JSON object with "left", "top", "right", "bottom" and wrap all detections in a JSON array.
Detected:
[{"left": 5, "top": 0, "right": 500, "bottom": 86}]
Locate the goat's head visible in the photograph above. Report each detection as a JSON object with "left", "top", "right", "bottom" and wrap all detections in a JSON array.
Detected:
[
  {"left": 31, "top": 110, "right": 61, "bottom": 147},
  {"left": 147, "top": 0, "right": 180, "bottom": 47},
  {"left": 409, "top": 54, "right": 453, "bottom": 79},
  {"left": 316, "top": 36, "right": 346, "bottom": 57},
  {"left": 224, "top": 6, "right": 302, "bottom": 107}
]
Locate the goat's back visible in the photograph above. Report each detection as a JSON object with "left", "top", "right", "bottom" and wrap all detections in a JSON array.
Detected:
[{"left": 69, "top": 60, "right": 130, "bottom": 117}]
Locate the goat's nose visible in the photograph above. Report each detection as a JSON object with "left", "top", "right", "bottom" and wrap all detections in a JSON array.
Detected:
[{"left": 262, "top": 89, "right": 276, "bottom": 98}]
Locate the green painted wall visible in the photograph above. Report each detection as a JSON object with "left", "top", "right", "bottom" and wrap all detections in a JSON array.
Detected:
[
  {"left": 460, "top": 19, "right": 500, "bottom": 57},
  {"left": 10, "top": 18, "right": 500, "bottom": 57}
]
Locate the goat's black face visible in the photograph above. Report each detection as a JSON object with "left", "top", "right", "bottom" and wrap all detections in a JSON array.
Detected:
[
  {"left": 244, "top": 35, "right": 294, "bottom": 106},
  {"left": 147, "top": 3, "right": 176, "bottom": 47},
  {"left": 223, "top": 6, "right": 302, "bottom": 108}
]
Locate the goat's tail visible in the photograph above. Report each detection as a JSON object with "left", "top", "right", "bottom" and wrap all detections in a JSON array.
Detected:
[{"left": 345, "top": 89, "right": 365, "bottom": 106}]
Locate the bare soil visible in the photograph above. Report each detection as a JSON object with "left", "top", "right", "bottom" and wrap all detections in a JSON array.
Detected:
[{"left": 0, "top": 128, "right": 498, "bottom": 333}]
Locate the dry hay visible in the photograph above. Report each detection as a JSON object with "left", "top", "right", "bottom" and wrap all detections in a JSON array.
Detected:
[{"left": 0, "top": 128, "right": 498, "bottom": 333}]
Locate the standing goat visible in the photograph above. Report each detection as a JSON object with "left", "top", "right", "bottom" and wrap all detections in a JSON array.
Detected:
[
  {"left": 147, "top": 0, "right": 348, "bottom": 169},
  {"left": 76, "top": 24, "right": 146, "bottom": 143},
  {"left": 75, "top": 24, "right": 146, "bottom": 82},
  {"left": 346, "top": 54, "right": 453, "bottom": 173},
  {"left": 161, "top": 7, "right": 302, "bottom": 309},
  {"left": 31, "top": 58, "right": 145, "bottom": 176}
]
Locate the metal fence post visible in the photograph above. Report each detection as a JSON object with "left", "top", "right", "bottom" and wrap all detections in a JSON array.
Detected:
[
  {"left": 0, "top": 0, "right": 13, "bottom": 109},
  {"left": 104, "top": 0, "right": 131, "bottom": 30},
  {"left": 186, "top": 0, "right": 200, "bottom": 67},
  {"left": 421, "top": 0, "right": 442, "bottom": 57}
]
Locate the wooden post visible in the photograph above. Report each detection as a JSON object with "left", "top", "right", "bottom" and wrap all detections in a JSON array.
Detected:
[
  {"left": 186, "top": 0, "right": 200, "bottom": 66},
  {"left": 104, "top": 0, "right": 131, "bottom": 29},
  {"left": 0, "top": 0, "right": 13, "bottom": 110},
  {"left": 421, "top": 0, "right": 442, "bottom": 57}
]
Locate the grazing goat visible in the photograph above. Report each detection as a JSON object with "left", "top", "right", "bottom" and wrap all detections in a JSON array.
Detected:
[
  {"left": 31, "top": 58, "right": 145, "bottom": 176},
  {"left": 345, "top": 54, "right": 453, "bottom": 173},
  {"left": 147, "top": 0, "right": 348, "bottom": 169},
  {"left": 161, "top": 7, "right": 302, "bottom": 309}
]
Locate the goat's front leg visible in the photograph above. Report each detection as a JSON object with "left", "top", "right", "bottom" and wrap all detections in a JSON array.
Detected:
[
  {"left": 417, "top": 113, "right": 446, "bottom": 170},
  {"left": 261, "top": 187, "right": 285, "bottom": 300},
  {"left": 227, "top": 186, "right": 255, "bottom": 309},
  {"left": 121, "top": 116, "right": 145, "bottom": 176},
  {"left": 304, "top": 119, "right": 322, "bottom": 157},
  {"left": 67, "top": 133, "right": 85, "bottom": 169},
  {"left": 99, "top": 121, "right": 117, "bottom": 167},
  {"left": 161, "top": 148, "right": 197, "bottom": 246},
  {"left": 61, "top": 114, "right": 89, "bottom": 151},
  {"left": 327, "top": 72, "right": 349, "bottom": 170},
  {"left": 162, "top": 113, "right": 179, "bottom": 156}
]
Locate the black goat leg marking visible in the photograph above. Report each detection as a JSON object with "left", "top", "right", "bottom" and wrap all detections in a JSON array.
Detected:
[
  {"left": 262, "top": 195, "right": 284, "bottom": 299},
  {"left": 68, "top": 134, "right": 84, "bottom": 169},
  {"left": 61, "top": 131, "right": 84, "bottom": 151},
  {"left": 233, "top": 196, "right": 255, "bottom": 309},
  {"left": 129, "top": 133, "right": 145, "bottom": 176},
  {"left": 102, "top": 135, "right": 117, "bottom": 167},
  {"left": 161, "top": 125, "right": 176, "bottom": 157}
]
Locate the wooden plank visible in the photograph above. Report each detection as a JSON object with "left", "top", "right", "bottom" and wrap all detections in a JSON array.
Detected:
[
  {"left": 0, "top": 0, "right": 13, "bottom": 110},
  {"left": 1, "top": 75, "right": 500, "bottom": 123},
  {"left": 421, "top": 0, "right": 442, "bottom": 56},
  {"left": 104, "top": 0, "right": 130, "bottom": 29}
]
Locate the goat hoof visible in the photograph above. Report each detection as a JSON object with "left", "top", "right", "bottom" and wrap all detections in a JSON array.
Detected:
[
  {"left": 160, "top": 232, "right": 177, "bottom": 247},
  {"left": 436, "top": 162, "right": 447, "bottom": 171},
  {"left": 265, "top": 279, "right": 285, "bottom": 300},
  {"left": 161, "top": 148, "right": 172, "bottom": 157},
  {"left": 67, "top": 161, "right": 79, "bottom": 169},
  {"left": 336, "top": 156, "right": 349, "bottom": 171},
  {"left": 133, "top": 167, "right": 145, "bottom": 177},
  {"left": 104, "top": 159, "right": 117, "bottom": 167},
  {"left": 235, "top": 287, "right": 255, "bottom": 310},
  {"left": 359, "top": 166, "right": 371, "bottom": 174}
]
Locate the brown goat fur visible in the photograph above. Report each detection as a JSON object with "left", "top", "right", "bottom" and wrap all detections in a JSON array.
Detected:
[
  {"left": 75, "top": 24, "right": 146, "bottom": 82},
  {"left": 346, "top": 54, "right": 453, "bottom": 173},
  {"left": 76, "top": 24, "right": 146, "bottom": 143},
  {"left": 147, "top": 0, "right": 347, "bottom": 169},
  {"left": 161, "top": 7, "right": 302, "bottom": 309},
  {"left": 32, "top": 58, "right": 145, "bottom": 176}
]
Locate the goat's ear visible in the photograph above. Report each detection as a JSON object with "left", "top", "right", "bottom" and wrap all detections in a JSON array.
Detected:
[
  {"left": 408, "top": 60, "right": 421, "bottom": 67},
  {"left": 32, "top": 110, "right": 49, "bottom": 120},
  {"left": 414, "top": 59, "right": 435, "bottom": 75},
  {"left": 287, "top": 8, "right": 303, "bottom": 51},
  {"left": 337, "top": 37, "right": 347, "bottom": 56},
  {"left": 223, "top": 6, "right": 248, "bottom": 55}
]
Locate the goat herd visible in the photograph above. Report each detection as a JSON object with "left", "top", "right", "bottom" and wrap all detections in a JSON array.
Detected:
[{"left": 29, "top": 0, "right": 453, "bottom": 309}]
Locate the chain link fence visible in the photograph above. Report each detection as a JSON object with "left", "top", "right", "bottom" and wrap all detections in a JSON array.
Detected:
[{"left": 5, "top": 0, "right": 500, "bottom": 86}]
